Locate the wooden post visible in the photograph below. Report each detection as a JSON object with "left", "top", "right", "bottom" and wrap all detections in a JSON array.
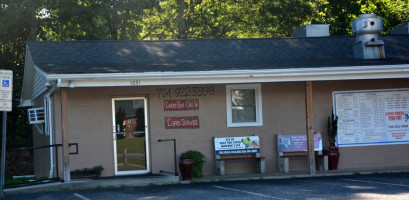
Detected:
[
  {"left": 123, "top": 149, "right": 128, "bottom": 166},
  {"left": 61, "top": 88, "right": 71, "bottom": 182},
  {"left": 305, "top": 81, "right": 316, "bottom": 174}
]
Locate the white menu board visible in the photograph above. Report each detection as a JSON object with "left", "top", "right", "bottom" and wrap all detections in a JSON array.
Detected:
[{"left": 333, "top": 89, "right": 409, "bottom": 147}]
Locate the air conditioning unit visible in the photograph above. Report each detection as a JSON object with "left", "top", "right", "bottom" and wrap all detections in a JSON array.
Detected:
[{"left": 28, "top": 107, "right": 45, "bottom": 124}]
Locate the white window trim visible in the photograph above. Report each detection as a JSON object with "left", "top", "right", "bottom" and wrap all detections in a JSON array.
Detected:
[
  {"left": 44, "top": 96, "right": 54, "bottom": 136},
  {"left": 226, "top": 84, "right": 263, "bottom": 127}
]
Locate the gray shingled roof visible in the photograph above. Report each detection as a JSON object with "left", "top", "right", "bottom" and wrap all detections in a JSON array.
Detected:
[{"left": 27, "top": 35, "right": 409, "bottom": 74}]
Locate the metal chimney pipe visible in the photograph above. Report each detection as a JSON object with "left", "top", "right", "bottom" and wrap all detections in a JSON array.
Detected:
[{"left": 352, "top": 14, "right": 385, "bottom": 59}]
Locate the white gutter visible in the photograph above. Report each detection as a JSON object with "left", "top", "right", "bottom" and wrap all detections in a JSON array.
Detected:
[
  {"left": 44, "top": 82, "right": 58, "bottom": 179},
  {"left": 44, "top": 64, "right": 409, "bottom": 88}
]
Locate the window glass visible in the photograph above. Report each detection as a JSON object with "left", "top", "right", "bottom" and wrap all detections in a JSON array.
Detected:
[
  {"left": 231, "top": 89, "right": 256, "bottom": 123},
  {"left": 226, "top": 84, "right": 262, "bottom": 127}
]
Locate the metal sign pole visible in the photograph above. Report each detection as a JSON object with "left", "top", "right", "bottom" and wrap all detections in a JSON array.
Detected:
[
  {"left": 0, "top": 69, "right": 13, "bottom": 196},
  {"left": 1, "top": 111, "right": 7, "bottom": 196}
]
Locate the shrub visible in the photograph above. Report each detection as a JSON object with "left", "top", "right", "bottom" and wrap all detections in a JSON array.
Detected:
[
  {"left": 181, "top": 150, "right": 206, "bottom": 178},
  {"left": 71, "top": 165, "right": 104, "bottom": 178}
]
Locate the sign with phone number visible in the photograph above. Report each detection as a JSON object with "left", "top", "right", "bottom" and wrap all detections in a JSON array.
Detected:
[
  {"left": 156, "top": 86, "right": 215, "bottom": 98},
  {"left": 334, "top": 88, "right": 409, "bottom": 147}
]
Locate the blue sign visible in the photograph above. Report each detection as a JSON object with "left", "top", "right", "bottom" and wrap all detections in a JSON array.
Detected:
[{"left": 2, "top": 80, "right": 9, "bottom": 88}]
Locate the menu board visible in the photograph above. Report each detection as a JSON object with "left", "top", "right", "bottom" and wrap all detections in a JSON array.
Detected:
[{"left": 333, "top": 89, "right": 409, "bottom": 147}]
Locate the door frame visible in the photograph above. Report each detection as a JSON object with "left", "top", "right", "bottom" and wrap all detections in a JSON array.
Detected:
[{"left": 112, "top": 97, "right": 150, "bottom": 175}]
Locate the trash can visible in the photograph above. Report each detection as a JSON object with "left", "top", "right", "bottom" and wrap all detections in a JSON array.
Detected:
[{"left": 179, "top": 158, "right": 194, "bottom": 180}]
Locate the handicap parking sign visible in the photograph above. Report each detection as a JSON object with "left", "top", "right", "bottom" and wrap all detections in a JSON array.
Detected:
[
  {"left": 0, "top": 70, "right": 13, "bottom": 111},
  {"left": 2, "top": 80, "right": 9, "bottom": 88}
]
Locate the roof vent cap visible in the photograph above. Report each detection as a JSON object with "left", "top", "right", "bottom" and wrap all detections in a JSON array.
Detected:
[
  {"left": 352, "top": 14, "right": 385, "bottom": 59},
  {"left": 292, "top": 24, "right": 329, "bottom": 38},
  {"left": 352, "top": 14, "right": 383, "bottom": 42}
]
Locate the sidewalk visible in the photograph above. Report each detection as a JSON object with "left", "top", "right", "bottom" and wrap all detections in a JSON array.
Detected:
[
  {"left": 4, "top": 173, "right": 179, "bottom": 195},
  {"left": 5, "top": 166, "right": 409, "bottom": 195}
]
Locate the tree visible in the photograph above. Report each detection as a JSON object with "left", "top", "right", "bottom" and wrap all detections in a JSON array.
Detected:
[
  {"left": 314, "top": 0, "right": 409, "bottom": 35},
  {"left": 359, "top": 0, "right": 409, "bottom": 34},
  {"left": 0, "top": 0, "right": 34, "bottom": 148},
  {"left": 1, "top": 0, "right": 409, "bottom": 150}
]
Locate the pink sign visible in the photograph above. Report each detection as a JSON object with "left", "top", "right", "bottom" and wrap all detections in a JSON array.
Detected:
[
  {"left": 164, "top": 99, "right": 199, "bottom": 111},
  {"left": 278, "top": 134, "right": 323, "bottom": 152},
  {"left": 165, "top": 116, "right": 200, "bottom": 129}
]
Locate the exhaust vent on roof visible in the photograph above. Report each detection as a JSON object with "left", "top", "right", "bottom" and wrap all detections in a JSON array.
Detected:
[
  {"left": 390, "top": 22, "right": 409, "bottom": 34},
  {"left": 352, "top": 14, "right": 385, "bottom": 59},
  {"left": 292, "top": 24, "right": 329, "bottom": 38}
]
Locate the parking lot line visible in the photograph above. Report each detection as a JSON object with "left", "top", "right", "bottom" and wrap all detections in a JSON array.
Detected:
[
  {"left": 212, "top": 185, "right": 289, "bottom": 200},
  {"left": 74, "top": 193, "right": 91, "bottom": 200},
  {"left": 340, "top": 179, "right": 409, "bottom": 187}
]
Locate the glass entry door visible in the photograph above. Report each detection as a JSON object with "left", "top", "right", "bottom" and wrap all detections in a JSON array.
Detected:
[{"left": 112, "top": 97, "right": 149, "bottom": 175}]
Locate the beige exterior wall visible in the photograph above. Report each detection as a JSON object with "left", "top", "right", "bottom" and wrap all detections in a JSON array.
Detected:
[
  {"left": 32, "top": 93, "right": 51, "bottom": 178},
  {"left": 313, "top": 79, "right": 409, "bottom": 170},
  {"left": 49, "top": 78, "right": 409, "bottom": 177}
]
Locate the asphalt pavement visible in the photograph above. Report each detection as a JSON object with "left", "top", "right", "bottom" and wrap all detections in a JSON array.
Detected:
[{"left": 3, "top": 172, "right": 409, "bottom": 199}]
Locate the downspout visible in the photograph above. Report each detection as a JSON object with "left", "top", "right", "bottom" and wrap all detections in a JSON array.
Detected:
[{"left": 44, "top": 81, "right": 58, "bottom": 179}]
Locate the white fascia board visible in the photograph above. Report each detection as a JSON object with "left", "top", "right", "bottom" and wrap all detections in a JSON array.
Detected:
[
  {"left": 45, "top": 64, "right": 409, "bottom": 87},
  {"left": 20, "top": 99, "right": 32, "bottom": 107}
]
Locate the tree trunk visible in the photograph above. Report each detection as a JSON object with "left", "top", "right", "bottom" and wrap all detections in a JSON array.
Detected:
[
  {"left": 111, "top": 0, "right": 118, "bottom": 40},
  {"left": 28, "top": 1, "right": 38, "bottom": 40}
]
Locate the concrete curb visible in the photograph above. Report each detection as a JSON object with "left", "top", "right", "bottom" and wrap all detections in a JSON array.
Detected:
[
  {"left": 4, "top": 174, "right": 180, "bottom": 195},
  {"left": 192, "top": 167, "right": 409, "bottom": 183},
  {"left": 4, "top": 167, "right": 409, "bottom": 195}
]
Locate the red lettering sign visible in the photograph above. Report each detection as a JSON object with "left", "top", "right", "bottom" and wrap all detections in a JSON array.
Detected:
[
  {"left": 387, "top": 110, "right": 406, "bottom": 121},
  {"left": 395, "top": 111, "right": 404, "bottom": 115},
  {"left": 392, "top": 132, "right": 406, "bottom": 140},
  {"left": 389, "top": 116, "right": 396, "bottom": 121},
  {"left": 165, "top": 116, "right": 200, "bottom": 129},
  {"left": 164, "top": 99, "right": 199, "bottom": 111}
]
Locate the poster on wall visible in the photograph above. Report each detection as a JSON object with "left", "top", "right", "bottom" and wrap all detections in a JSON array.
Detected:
[
  {"left": 277, "top": 134, "right": 323, "bottom": 152},
  {"left": 214, "top": 136, "right": 261, "bottom": 155},
  {"left": 333, "top": 88, "right": 409, "bottom": 147}
]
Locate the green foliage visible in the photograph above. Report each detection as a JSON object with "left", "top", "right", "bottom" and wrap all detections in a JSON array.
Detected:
[
  {"left": 313, "top": 0, "right": 409, "bottom": 35},
  {"left": 258, "top": 0, "right": 317, "bottom": 37},
  {"left": 71, "top": 165, "right": 104, "bottom": 178},
  {"left": 116, "top": 137, "right": 146, "bottom": 154},
  {"left": 181, "top": 150, "right": 206, "bottom": 178},
  {"left": 1, "top": 0, "right": 409, "bottom": 151},
  {"left": 5, "top": 176, "right": 32, "bottom": 185},
  {"left": 327, "top": 111, "right": 338, "bottom": 148},
  {"left": 359, "top": 0, "right": 409, "bottom": 34},
  {"left": 92, "top": 165, "right": 104, "bottom": 173},
  {"left": 0, "top": 0, "right": 32, "bottom": 149}
]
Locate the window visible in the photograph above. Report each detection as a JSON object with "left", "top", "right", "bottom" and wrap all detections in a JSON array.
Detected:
[
  {"left": 28, "top": 107, "right": 45, "bottom": 135},
  {"left": 226, "top": 84, "right": 263, "bottom": 127}
]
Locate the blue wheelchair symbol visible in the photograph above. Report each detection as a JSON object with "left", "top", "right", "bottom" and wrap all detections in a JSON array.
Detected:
[{"left": 2, "top": 80, "right": 9, "bottom": 88}]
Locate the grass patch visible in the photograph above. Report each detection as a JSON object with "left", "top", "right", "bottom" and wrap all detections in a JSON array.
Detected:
[
  {"left": 4, "top": 176, "right": 55, "bottom": 188},
  {"left": 5, "top": 177, "right": 31, "bottom": 185},
  {"left": 117, "top": 157, "right": 146, "bottom": 167},
  {"left": 116, "top": 137, "right": 146, "bottom": 153}
]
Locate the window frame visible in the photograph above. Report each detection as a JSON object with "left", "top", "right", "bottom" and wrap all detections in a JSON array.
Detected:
[{"left": 226, "top": 84, "right": 263, "bottom": 127}]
